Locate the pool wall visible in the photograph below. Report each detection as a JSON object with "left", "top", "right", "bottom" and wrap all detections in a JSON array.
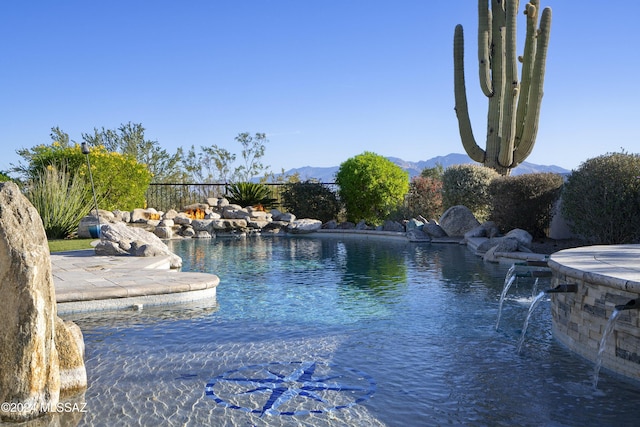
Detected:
[{"left": 548, "top": 246, "right": 640, "bottom": 381}]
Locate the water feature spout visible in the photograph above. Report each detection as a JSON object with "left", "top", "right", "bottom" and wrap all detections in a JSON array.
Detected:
[
  {"left": 544, "top": 283, "right": 578, "bottom": 293},
  {"left": 615, "top": 299, "right": 640, "bottom": 311},
  {"left": 496, "top": 265, "right": 518, "bottom": 331},
  {"left": 515, "top": 270, "right": 552, "bottom": 278},
  {"left": 516, "top": 291, "right": 547, "bottom": 354},
  {"left": 514, "top": 260, "right": 549, "bottom": 268},
  {"left": 593, "top": 309, "right": 622, "bottom": 389}
]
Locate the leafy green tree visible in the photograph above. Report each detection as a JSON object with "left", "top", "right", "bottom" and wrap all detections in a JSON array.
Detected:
[
  {"left": 233, "top": 132, "right": 269, "bottom": 182},
  {"left": 81, "top": 122, "right": 186, "bottom": 182},
  {"left": 14, "top": 141, "right": 151, "bottom": 211},
  {"left": 0, "top": 171, "right": 13, "bottom": 182},
  {"left": 184, "top": 144, "right": 237, "bottom": 182},
  {"left": 420, "top": 164, "right": 444, "bottom": 180},
  {"left": 14, "top": 140, "right": 86, "bottom": 180},
  {"left": 184, "top": 132, "right": 271, "bottom": 183},
  {"left": 335, "top": 152, "right": 409, "bottom": 224}
]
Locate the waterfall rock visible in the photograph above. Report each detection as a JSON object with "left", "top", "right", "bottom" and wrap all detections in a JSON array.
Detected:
[
  {"left": 439, "top": 205, "right": 481, "bottom": 237},
  {"left": 0, "top": 182, "right": 87, "bottom": 421},
  {"left": 131, "top": 208, "right": 162, "bottom": 223}
]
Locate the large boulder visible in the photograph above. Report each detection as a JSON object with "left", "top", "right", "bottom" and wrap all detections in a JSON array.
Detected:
[
  {"left": 423, "top": 219, "right": 448, "bottom": 238},
  {"left": 95, "top": 222, "right": 182, "bottom": 268},
  {"left": 504, "top": 228, "right": 533, "bottom": 249},
  {"left": 464, "top": 221, "right": 501, "bottom": 240},
  {"left": 0, "top": 182, "right": 87, "bottom": 421},
  {"left": 406, "top": 229, "right": 432, "bottom": 242},
  {"left": 130, "top": 208, "right": 162, "bottom": 223},
  {"left": 55, "top": 317, "right": 87, "bottom": 393},
  {"left": 288, "top": 219, "right": 322, "bottom": 234},
  {"left": 439, "top": 205, "right": 481, "bottom": 237}
]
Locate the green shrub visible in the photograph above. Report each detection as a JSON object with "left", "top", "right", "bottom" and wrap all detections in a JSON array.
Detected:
[
  {"left": 0, "top": 171, "right": 12, "bottom": 182},
  {"left": 15, "top": 143, "right": 152, "bottom": 211},
  {"left": 441, "top": 164, "right": 499, "bottom": 222},
  {"left": 561, "top": 152, "right": 640, "bottom": 244},
  {"left": 405, "top": 176, "right": 443, "bottom": 220},
  {"left": 81, "top": 147, "right": 152, "bottom": 211},
  {"left": 24, "top": 165, "right": 92, "bottom": 239},
  {"left": 335, "top": 152, "right": 409, "bottom": 224},
  {"left": 226, "top": 182, "right": 277, "bottom": 208},
  {"left": 489, "top": 173, "right": 564, "bottom": 238},
  {"left": 281, "top": 180, "right": 342, "bottom": 223}
]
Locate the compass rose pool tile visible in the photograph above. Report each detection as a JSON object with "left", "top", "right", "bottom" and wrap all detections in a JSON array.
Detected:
[{"left": 65, "top": 236, "right": 640, "bottom": 426}]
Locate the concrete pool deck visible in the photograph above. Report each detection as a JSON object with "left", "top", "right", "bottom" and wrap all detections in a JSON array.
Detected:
[
  {"left": 548, "top": 244, "right": 640, "bottom": 292},
  {"left": 51, "top": 250, "right": 219, "bottom": 314}
]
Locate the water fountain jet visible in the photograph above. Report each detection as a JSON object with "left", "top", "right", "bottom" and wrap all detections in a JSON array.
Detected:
[
  {"left": 615, "top": 299, "right": 640, "bottom": 311},
  {"left": 544, "top": 283, "right": 577, "bottom": 293}
]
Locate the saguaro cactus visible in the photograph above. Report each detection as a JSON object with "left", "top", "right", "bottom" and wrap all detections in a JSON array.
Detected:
[{"left": 454, "top": 0, "right": 552, "bottom": 176}]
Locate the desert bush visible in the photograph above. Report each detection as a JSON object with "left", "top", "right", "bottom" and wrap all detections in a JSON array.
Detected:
[
  {"left": 226, "top": 182, "right": 277, "bottom": 208},
  {"left": 561, "top": 152, "right": 640, "bottom": 244},
  {"left": 441, "top": 164, "right": 499, "bottom": 222},
  {"left": 489, "top": 173, "right": 564, "bottom": 238},
  {"left": 24, "top": 165, "right": 92, "bottom": 239},
  {"left": 335, "top": 152, "right": 409, "bottom": 224},
  {"left": 405, "top": 176, "right": 443, "bottom": 220},
  {"left": 281, "top": 181, "right": 342, "bottom": 223},
  {"left": 15, "top": 142, "right": 152, "bottom": 211},
  {"left": 80, "top": 147, "right": 153, "bottom": 211}
]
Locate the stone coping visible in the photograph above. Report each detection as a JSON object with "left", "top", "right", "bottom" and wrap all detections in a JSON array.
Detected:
[
  {"left": 548, "top": 244, "right": 640, "bottom": 293},
  {"left": 51, "top": 250, "right": 219, "bottom": 314}
]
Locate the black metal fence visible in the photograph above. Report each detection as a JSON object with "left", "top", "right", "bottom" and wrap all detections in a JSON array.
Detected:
[{"left": 145, "top": 182, "right": 338, "bottom": 212}]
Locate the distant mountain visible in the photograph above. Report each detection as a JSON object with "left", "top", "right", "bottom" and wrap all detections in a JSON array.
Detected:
[{"left": 279, "top": 153, "right": 569, "bottom": 182}]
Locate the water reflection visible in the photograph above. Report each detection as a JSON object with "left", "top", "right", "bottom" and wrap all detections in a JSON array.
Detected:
[{"left": 88, "top": 236, "right": 640, "bottom": 427}]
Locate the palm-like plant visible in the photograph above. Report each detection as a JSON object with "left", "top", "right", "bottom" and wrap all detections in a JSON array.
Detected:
[{"left": 226, "top": 182, "right": 277, "bottom": 208}]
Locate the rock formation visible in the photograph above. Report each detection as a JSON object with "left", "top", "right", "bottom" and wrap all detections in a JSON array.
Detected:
[
  {"left": 439, "top": 205, "right": 481, "bottom": 237},
  {"left": 0, "top": 182, "right": 87, "bottom": 422},
  {"left": 95, "top": 221, "right": 182, "bottom": 268}
]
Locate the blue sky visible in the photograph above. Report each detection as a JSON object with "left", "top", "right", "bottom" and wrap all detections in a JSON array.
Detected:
[{"left": 1, "top": 1, "right": 639, "bottom": 176}]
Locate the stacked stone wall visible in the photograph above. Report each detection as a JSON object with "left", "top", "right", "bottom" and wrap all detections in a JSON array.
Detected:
[{"left": 549, "top": 269, "right": 640, "bottom": 381}]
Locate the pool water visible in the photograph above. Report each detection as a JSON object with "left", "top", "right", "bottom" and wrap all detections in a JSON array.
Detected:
[{"left": 68, "top": 236, "right": 640, "bottom": 426}]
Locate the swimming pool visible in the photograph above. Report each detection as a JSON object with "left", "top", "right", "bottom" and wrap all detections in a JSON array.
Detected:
[{"left": 68, "top": 235, "right": 640, "bottom": 426}]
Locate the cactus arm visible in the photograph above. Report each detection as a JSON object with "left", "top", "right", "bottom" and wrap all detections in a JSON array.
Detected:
[
  {"left": 478, "top": 0, "right": 493, "bottom": 97},
  {"left": 498, "top": 0, "right": 520, "bottom": 168},
  {"left": 454, "top": 24, "right": 486, "bottom": 164},
  {"left": 514, "top": 1, "right": 538, "bottom": 147},
  {"left": 513, "top": 6, "right": 551, "bottom": 166},
  {"left": 485, "top": 0, "right": 505, "bottom": 169}
]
